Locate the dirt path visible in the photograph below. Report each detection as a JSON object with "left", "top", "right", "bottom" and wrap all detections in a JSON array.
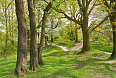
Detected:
[
  {"left": 47, "top": 42, "right": 83, "bottom": 51},
  {"left": 47, "top": 42, "right": 112, "bottom": 55}
]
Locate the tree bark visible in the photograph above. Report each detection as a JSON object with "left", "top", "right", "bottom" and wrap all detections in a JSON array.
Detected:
[
  {"left": 11, "top": 4, "right": 14, "bottom": 53},
  {"left": 27, "top": 29, "right": 30, "bottom": 45},
  {"left": 109, "top": 0, "right": 116, "bottom": 58},
  {"left": 15, "top": 0, "right": 30, "bottom": 77},
  {"left": 38, "top": 2, "right": 52, "bottom": 65},
  {"left": 75, "top": 23, "right": 79, "bottom": 42},
  {"left": 28, "top": 0, "right": 38, "bottom": 71},
  {"left": 51, "top": 18, "right": 54, "bottom": 42},
  {"left": 4, "top": 0, "right": 8, "bottom": 59},
  {"left": 81, "top": 9, "right": 91, "bottom": 53},
  {"left": 45, "top": 35, "right": 47, "bottom": 45}
]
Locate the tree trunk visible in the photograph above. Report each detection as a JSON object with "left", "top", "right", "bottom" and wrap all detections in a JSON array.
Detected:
[
  {"left": 38, "top": 12, "right": 46, "bottom": 65},
  {"left": 28, "top": 0, "right": 38, "bottom": 71},
  {"left": 15, "top": 0, "right": 30, "bottom": 77},
  {"left": 75, "top": 23, "right": 79, "bottom": 42},
  {"left": 11, "top": 4, "right": 14, "bottom": 53},
  {"left": 51, "top": 18, "right": 54, "bottom": 42},
  {"left": 27, "top": 29, "right": 30, "bottom": 45},
  {"left": 4, "top": 0, "right": 8, "bottom": 59},
  {"left": 51, "top": 34, "right": 54, "bottom": 42},
  {"left": 45, "top": 35, "right": 47, "bottom": 45},
  {"left": 109, "top": 0, "right": 116, "bottom": 58},
  {"left": 38, "top": 2, "right": 52, "bottom": 65},
  {"left": 81, "top": 10, "right": 91, "bottom": 53}
]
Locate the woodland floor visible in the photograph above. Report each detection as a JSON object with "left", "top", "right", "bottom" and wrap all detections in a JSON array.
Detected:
[{"left": 1, "top": 41, "right": 116, "bottom": 78}]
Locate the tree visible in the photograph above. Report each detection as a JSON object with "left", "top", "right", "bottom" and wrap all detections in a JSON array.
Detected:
[
  {"left": 103, "top": 0, "right": 116, "bottom": 58},
  {"left": 15, "top": 0, "right": 30, "bottom": 76},
  {"left": 38, "top": 1, "right": 52, "bottom": 65},
  {"left": 28, "top": 0, "right": 39, "bottom": 71},
  {"left": 55, "top": 0, "right": 108, "bottom": 53}
]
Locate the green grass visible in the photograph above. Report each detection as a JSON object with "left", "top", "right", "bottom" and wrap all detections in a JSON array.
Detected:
[
  {"left": 90, "top": 41, "right": 113, "bottom": 53},
  {"left": 51, "top": 40, "right": 113, "bottom": 53},
  {"left": 52, "top": 40, "right": 79, "bottom": 48},
  {"left": 0, "top": 45, "right": 116, "bottom": 78}
]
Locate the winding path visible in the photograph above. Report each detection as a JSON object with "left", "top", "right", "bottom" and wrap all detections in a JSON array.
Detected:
[
  {"left": 47, "top": 42, "right": 111, "bottom": 55},
  {"left": 48, "top": 42, "right": 83, "bottom": 51}
]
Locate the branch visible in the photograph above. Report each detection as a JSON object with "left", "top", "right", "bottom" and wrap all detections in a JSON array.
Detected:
[
  {"left": 43, "top": 2, "right": 52, "bottom": 12},
  {"left": 103, "top": 0, "right": 110, "bottom": 8},
  {"left": 90, "top": 15, "right": 109, "bottom": 33},
  {"left": 94, "top": 30, "right": 105, "bottom": 34},
  {"left": 88, "top": 1, "right": 96, "bottom": 16},
  {"left": 88, "top": 0, "right": 92, "bottom": 4},
  {"left": 77, "top": 0, "right": 83, "bottom": 11},
  {"left": 43, "top": 0, "right": 49, "bottom": 4},
  {"left": 36, "top": 20, "right": 42, "bottom": 28},
  {"left": 54, "top": 9, "right": 82, "bottom": 25},
  {"left": 6, "top": 0, "right": 14, "bottom": 10}
]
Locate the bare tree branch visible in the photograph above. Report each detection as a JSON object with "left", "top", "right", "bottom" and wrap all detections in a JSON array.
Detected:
[
  {"left": 54, "top": 9, "right": 82, "bottom": 25},
  {"left": 90, "top": 15, "right": 109, "bottom": 33},
  {"left": 6, "top": 0, "right": 14, "bottom": 10},
  {"left": 77, "top": 0, "right": 83, "bottom": 11},
  {"left": 88, "top": 1, "right": 96, "bottom": 16}
]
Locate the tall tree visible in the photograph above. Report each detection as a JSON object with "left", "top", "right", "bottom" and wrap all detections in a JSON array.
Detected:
[
  {"left": 55, "top": 0, "right": 108, "bottom": 53},
  {"left": 51, "top": 17, "right": 54, "bottom": 42},
  {"left": 103, "top": 0, "right": 116, "bottom": 58},
  {"left": 15, "top": 0, "right": 30, "bottom": 76},
  {"left": 38, "top": 1, "right": 52, "bottom": 65},
  {"left": 28, "top": 0, "right": 39, "bottom": 71}
]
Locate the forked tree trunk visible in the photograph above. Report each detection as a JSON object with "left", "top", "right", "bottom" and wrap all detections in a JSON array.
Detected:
[
  {"left": 38, "top": 2, "right": 52, "bottom": 65},
  {"left": 28, "top": 0, "right": 39, "bottom": 71},
  {"left": 15, "top": 0, "right": 30, "bottom": 77}
]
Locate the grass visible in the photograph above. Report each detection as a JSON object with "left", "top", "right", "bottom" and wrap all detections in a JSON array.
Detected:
[
  {"left": 90, "top": 41, "right": 113, "bottom": 53},
  {"left": 0, "top": 45, "right": 116, "bottom": 78},
  {"left": 50, "top": 40, "right": 113, "bottom": 53},
  {"left": 51, "top": 40, "right": 79, "bottom": 48}
]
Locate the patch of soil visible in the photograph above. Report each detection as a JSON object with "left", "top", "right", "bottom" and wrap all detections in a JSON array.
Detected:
[
  {"left": 73, "top": 63, "right": 84, "bottom": 67},
  {"left": 95, "top": 73, "right": 112, "bottom": 78}
]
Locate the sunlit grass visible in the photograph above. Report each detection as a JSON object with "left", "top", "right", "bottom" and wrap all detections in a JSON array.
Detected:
[
  {"left": 52, "top": 40, "right": 79, "bottom": 47},
  {"left": 0, "top": 45, "right": 116, "bottom": 78},
  {"left": 90, "top": 41, "right": 113, "bottom": 53}
]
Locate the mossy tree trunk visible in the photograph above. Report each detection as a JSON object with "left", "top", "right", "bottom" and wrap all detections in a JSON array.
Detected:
[{"left": 15, "top": 0, "right": 30, "bottom": 77}]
